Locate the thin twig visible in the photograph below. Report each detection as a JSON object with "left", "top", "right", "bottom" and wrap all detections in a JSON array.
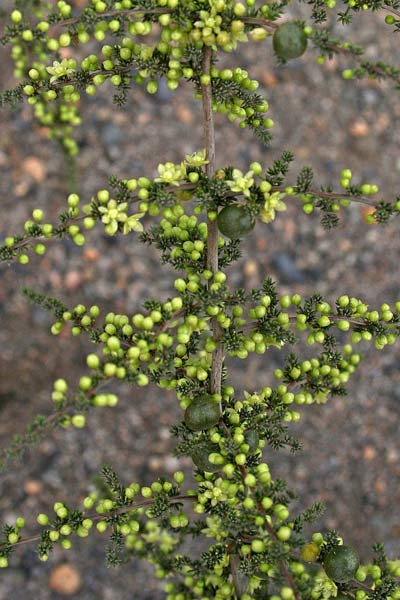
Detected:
[
  {"left": 0, "top": 494, "right": 194, "bottom": 551},
  {"left": 53, "top": 8, "right": 169, "bottom": 30},
  {"left": 242, "top": 16, "right": 277, "bottom": 30},
  {"left": 2, "top": 181, "right": 384, "bottom": 258},
  {"left": 383, "top": 5, "right": 400, "bottom": 18}
]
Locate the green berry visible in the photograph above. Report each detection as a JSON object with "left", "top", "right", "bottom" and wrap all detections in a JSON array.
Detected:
[
  {"left": 15, "top": 517, "right": 25, "bottom": 529},
  {"left": 79, "top": 376, "right": 92, "bottom": 391},
  {"left": 86, "top": 354, "right": 100, "bottom": 369},
  {"left": 32, "top": 209, "right": 44, "bottom": 222},
  {"left": 71, "top": 414, "right": 86, "bottom": 428},
  {"left": 37, "top": 513, "right": 49, "bottom": 526},
  {"left": 251, "top": 539, "right": 265, "bottom": 552},
  {"left": 342, "top": 69, "right": 354, "bottom": 80},
  {"left": 11, "top": 10, "right": 23, "bottom": 23},
  {"left": 323, "top": 545, "right": 360, "bottom": 583},
  {"left": 276, "top": 526, "right": 291, "bottom": 541},
  {"left": 273, "top": 22, "right": 307, "bottom": 61},
  {"left": 191, "top": 443, "right": 220, "bottom": 472},
  {"left": 174, "top": 278, "right": 186, "bottom": 292},
  {"left": 107, "top": 336, "right": 121, "bottom": 351},
  {"left": 217, "top": 205, "right": 255, "bottom": 238},
  {"left": 54, "top": 378, "right": 68, "bottom": 393},
  {"left": 184, "top": 396, "right": 220, "bottom": 431},
  {"left": 28, "top": 68, "right": 40, "bottom": 80},
  {"left": 18, "top": 254, "right": 29, "bottom": 265},
  {"left": 173, "top": 471, "right": 185, "bottom": 484},
  {"left": 244, "top": 429, "right": 260, "bottom": 453},
  {"left": 281, "top": 588, "right": 294, "bottom": 600},
  {"left": 34, "top": 244, "right": 46, "bottom": 255}
]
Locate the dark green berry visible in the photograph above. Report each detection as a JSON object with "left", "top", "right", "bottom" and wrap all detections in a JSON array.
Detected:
[
  {"left": 217, "top": 205, "right": 255, "bottom": 239},
  {"left": 323, "top": 545, "right": 360, "bottom": 583},
  {"left": 254, "top": 567, "right": 270, "bottom": 581},
  {"left": 273, "top": 22, "right": 307, "bottom": 61},
  {"left": 245, "top": 429, "right": 260, "bottom": 453},
  {"left": 191, "top": 443, "right": 220, "bottom": 471},
  {"left": 184, "top": 396, "right": 220, "bottom": 431}
]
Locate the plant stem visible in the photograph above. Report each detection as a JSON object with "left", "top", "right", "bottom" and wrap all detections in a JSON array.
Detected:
[
  {"left": 0, "top": 495, "right": 194, "bottom": 552},
  {"left": 201, "top": 45, "right": 246, "bottom": 598},
  {"left": 56, "top": 8, "right": 169, "bottom": 29},
  {"left": 201, "top": 47, "right": 224, "bottom": 399},
  {"left": 201, "top": 48, "right": 216, "bottom": 181},
  {"left": 7, "top": 182, "right": 383, "bottom": 256}
]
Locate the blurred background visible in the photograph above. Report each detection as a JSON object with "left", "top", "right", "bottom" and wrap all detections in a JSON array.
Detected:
[{"left": 0, "top": 2, "right": 400, "bottom": 598}]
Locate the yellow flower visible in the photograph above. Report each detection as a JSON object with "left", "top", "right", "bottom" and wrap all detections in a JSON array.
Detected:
[
  {"left": 260, "top": 191, "right": 287, "bottom": 223},
  {"left": 184, "top": 149, "right": 209, "bottom": 167},
  {"left": 123, "top": 213, "right": 145, "bottom": 234},
  {"left": 98, "top": 200, "right": 127, "bottom": 235},
  {"left": 201, "top": 516, "right": 227, "bottom": 540},
  {"left": 312, "top": 574, "right": 337, "bottom": 599},
  {"left": 155, "top": 161, "right": 186, "bottom": 186},
  {"left": 98, "top": 200, "right": 144, "bottom": 236},
  {"left": 46, "top": 58, "right": 77, "bottom": 83},
  {"left": 226, "top": 169, "right": 254, "bottom": 197}
]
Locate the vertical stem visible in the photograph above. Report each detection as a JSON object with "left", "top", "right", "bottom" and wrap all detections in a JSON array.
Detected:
[
  {"left": 229, "top": 554, "right": 249, "bottom": 598},
  {"left": 201, "top": 47, "right": 246, "bottom": 599},
  {"left": 201, "top": 47, "right": 216, "bottom": 180},
  {"left": 200, "top": 48, "right": 298, "bottom": 600},
  {"left": 201, "top": 47, "right": 224, "bottom": 399}
]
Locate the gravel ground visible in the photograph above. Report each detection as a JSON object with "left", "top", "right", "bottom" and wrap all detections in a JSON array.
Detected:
[{"left": 0, "top": 4, "right": 400, "bottom": 599}]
